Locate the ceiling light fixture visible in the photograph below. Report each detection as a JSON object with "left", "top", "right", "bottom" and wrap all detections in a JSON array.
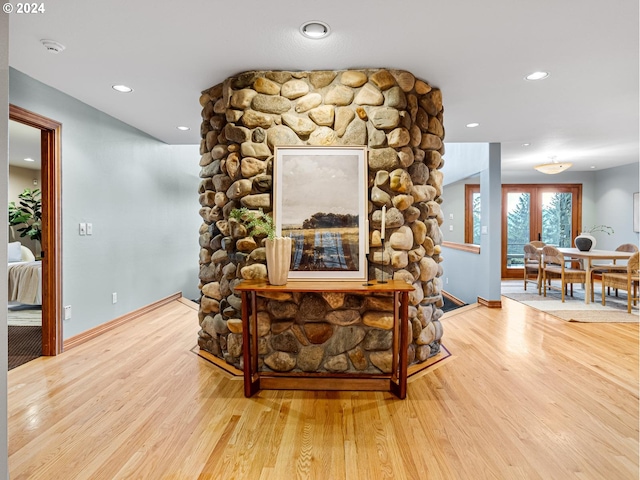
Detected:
[
  {"left": 176, "top": 126, "right": 190, "bottom": 131},
  {"left": 112, "top": 85, "right": 133, "bottom": 93},
  {"left": 525, "top": 71, "right": 549, "bottom": 81},
  {"left": 534, "top": 156, "right": 572, "bottom": 174},
  {"left": 466, "top": 122, "right": 479, "bottom": 128},
  {"left": 40, "top": 39, "right": 65, "bottom": 54},
  {"left": 24, "top": 157, "right": 35, "bottom": 162},
  {"left": 522, "top": 143, "right": 531, "bottom": 147},
  {"left": 300, "top": 21, "right": 331, "bottom": 39}
]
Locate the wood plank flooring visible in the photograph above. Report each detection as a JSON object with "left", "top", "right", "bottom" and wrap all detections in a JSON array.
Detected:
[{"left": 7, "top": 297, "right": 639, "bottom": 479}]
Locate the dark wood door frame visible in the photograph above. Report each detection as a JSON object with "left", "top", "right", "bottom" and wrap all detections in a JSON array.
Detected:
[{"left": 9, "top": 104, "right": 62, "bottom": 355}]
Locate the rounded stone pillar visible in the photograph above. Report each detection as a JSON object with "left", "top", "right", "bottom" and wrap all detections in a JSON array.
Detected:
[{"left": 197, "top": 69, "right": 445, "bottom": 373}]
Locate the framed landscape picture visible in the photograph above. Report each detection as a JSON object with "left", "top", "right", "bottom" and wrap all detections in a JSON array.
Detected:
[{"left": 273, "top": 146, "right": 368, "bottom": 281}]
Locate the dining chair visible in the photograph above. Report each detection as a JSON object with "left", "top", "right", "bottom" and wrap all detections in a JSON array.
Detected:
[
  {"left": 523, "top": 243, "right": 542, "bottom": 293},
  {"left": 601, "top": 252, "right": 639, "bottom": 313},
  {"left": 590, "top": 243, "right": 639, "bottom": 300},
  {"left": 529, "top": 241, "right": 545, "bottom": 248},
  {"left": 541, "top": 245, "right": 587, "bottom": 302}
]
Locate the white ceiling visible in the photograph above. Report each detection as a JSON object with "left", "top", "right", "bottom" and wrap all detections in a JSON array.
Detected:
[
  {"left": 9, "top": 120, "right": 41, "bottom": 170},
  {"left": 8, "top": 0, "right": 639, "bottom": 174}
]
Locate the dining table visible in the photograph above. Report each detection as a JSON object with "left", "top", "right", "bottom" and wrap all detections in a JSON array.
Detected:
[{"left": 556, "top": 248, "right": 634, "bottom": 304}]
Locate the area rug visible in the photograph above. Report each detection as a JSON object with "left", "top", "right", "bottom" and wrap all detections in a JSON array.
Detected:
[
  {"left": 8, "top": 326, "right": 42, "bottom": 370},
  {"left": 501, "top": 280, "right": 639, "bottom": 323}
]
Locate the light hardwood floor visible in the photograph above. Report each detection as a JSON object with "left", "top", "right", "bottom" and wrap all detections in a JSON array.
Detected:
[{"left": 7, "top": 297, "right": 639, "bottom": 479}]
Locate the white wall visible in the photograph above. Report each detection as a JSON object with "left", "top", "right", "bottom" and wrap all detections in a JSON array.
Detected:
[
  {"left": 441, "top": 142, "right": 488, "bottom": 185},
  {"left": 1, "top": 13, "right": 9, "bottom": 480},
  {"left": 8, "top": 165, "right": 40, "bottom": 203},
  {"left": 8, "top": 165, "right": 41, "bottom": 254},
  {"left": 9, "top": 68, "right": 201, "bottom": 340},
  {"left": 441, "top": 175, "right": 480, "bottom": 244},
  {"left": 441, "top": 143, "right": 502, "bottom": 304},
  {"left": 593, "top": 162, "right": 640, "bottom": 250}
]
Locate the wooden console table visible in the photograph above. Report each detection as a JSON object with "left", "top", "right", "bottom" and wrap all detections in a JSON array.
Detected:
[{"left": 235, "top": 279, "right": 414, "bottom": 399}]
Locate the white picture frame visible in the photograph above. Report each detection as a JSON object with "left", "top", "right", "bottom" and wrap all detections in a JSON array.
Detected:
[{"left": 273, "top": 146, "right": 368, "bottom": 281}]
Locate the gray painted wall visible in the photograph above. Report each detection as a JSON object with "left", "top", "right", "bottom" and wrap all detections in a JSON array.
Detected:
[
  {"left": 441, "top": 174, "right": 480, "bottom": 244},
  {"left": 1, "top": 12, "right": 9, "bottom": 480},
  {"left": 441, "top": 143, "right": 502, "bottom": 305},
  {"left": 594, "top": 162, "right": 639, "bottom": 251},
  {"left": 9, "top": 69, "right": 201, "bottom": 339},
  {"left": 441, "top": 179, "right": 466, "bottom": 244},
  {"left": 441, "top": 142, "right": 488, "bottom": 186}
]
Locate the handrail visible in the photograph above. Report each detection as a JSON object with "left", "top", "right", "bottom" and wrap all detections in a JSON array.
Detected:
[{"left": 442, "top": 241, "right": 480, "bottom": 254}]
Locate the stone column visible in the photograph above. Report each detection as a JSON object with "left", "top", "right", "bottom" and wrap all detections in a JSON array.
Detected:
[{"left": 197, "top": 69, "right": 445, "bottom": 373}]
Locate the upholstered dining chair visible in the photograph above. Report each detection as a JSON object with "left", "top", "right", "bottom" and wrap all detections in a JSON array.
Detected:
[
  {"left": 590, "top": 243, "right": 639, "bottom": 301},
  {"left": 523, "top": 243, "right": 542, "bottom": 293},
  {"left": 601, "top": 252, "right": 639, "bottom": 313},
  {"left": 541, "top": 245, "right": 587, "bottom": 302}
]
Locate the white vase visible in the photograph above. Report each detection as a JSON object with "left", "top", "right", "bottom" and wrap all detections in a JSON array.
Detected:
[
  {"left": 575, "top": 232, "right": 596, "bottom": 251},
  {"left": 265, "top": 237, "right": 292, "bottom": 285}
]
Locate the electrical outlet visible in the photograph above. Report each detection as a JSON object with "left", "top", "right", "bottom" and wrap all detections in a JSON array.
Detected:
[
  {"left": 64, "top": 305, "right": 72, "bottom": 320},
  {"left": 449, "top": 213, "right": 454, "bottom": 220},
  {"left": 86, "top": 223, "right": 93, "bottom": 235},
  {"left": 449, "top": 225, "right": 453, "bottom": 231},
  {"left": 446, "top": 277, "right": 449, "bottom": 284},
  {"left": 112, "top": 292, "right": 117, "bottom": 304},
  {"left": 79, "top": 223, "right": 86, "bottom": 236}
]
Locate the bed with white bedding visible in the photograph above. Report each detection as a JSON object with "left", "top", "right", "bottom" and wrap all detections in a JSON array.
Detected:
[{"left": 7, "top": 242, "right": 42, "bottom": 306}]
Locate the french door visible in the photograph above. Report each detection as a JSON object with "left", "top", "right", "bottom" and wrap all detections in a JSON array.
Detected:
[{"left": 501, "top": 184, "right": 582, "bottom": 279}]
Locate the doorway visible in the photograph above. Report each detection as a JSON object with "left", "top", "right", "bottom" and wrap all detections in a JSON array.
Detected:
[
  {"left": 9, "top": 105, "right": 62, "bottom": 356},
  {"left": 501, "top": 184, "right": 582, "bottom": 279}
]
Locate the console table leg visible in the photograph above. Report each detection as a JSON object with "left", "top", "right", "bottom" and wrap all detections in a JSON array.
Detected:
[
  {"left": 241, "top": 291, "right": 260, "bottom": 397},
  {"left": 398, "top": 291, "right": 409, "bottom": 399}
]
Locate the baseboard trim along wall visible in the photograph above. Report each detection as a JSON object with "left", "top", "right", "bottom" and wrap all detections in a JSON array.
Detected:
[
  {"left": 63, "top": 292, "right": 182, "bottom": 351},
  {"left": 477, "top": 296, "right": 502, "bottom": 308},
  {"left": 442, "top": 290, "right": 466, "bottom": 306}
]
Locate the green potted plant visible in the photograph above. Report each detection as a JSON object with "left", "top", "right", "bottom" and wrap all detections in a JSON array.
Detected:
[
  {"left": 8, "top": 188, "right": 42, "bottom": 255},
  {"left": 229, "top": 207, "right": 291, "bottom": 285}
]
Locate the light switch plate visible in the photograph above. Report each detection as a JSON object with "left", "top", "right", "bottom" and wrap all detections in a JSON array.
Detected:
[{"left": 79, "top": 223, "right": 86, "bottom": 235}]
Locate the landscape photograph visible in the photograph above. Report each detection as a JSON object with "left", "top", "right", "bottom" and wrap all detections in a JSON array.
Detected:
[{"left": 274, "top": 147, "right": 367, "bottom": 280}]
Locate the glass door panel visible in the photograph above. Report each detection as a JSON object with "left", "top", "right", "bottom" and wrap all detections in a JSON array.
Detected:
[
  {"left": 541, "top": 192, "right": 573, "bottom": 247},
  {"left": 506, "top": 192, "right": 531, "bottom": 271}
]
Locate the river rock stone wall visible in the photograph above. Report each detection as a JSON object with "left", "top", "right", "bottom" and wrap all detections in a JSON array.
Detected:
[{"left": 197, "top": 69, "right": 445, "bottom": 374}]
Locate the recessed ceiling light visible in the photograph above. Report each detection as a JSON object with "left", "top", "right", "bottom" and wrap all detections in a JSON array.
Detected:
[
  {"left": 300, "top": 21, "right": 331, "bottom": 39},
  {"left": 590, "top": 165, "right": 596, "bottom": 169},
  {"left": 525, "top": 71, "right": 549, "bottom": 81},
  {"left": 112, "top": 85, "right": 133, "bottom": 93},
  {"left": 522, "top": 143, "right": 531, "bottom": 147},
  {"left": 176, "top": 126, "right": 190, "bottom": 131},
  {"left": 466, "top": 122, "right": 479, "bottom": 128},
  {"left": 24, "top": 158, "right": 35, "bottom": 162}
]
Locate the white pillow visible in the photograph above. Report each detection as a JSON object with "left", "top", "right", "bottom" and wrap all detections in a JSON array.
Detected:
[
  {"left": 21, "top": 245, "right": 36, "bottom": 262},
  {"left": 8, "top": 242, "right": 22, "bottom": 262}
]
